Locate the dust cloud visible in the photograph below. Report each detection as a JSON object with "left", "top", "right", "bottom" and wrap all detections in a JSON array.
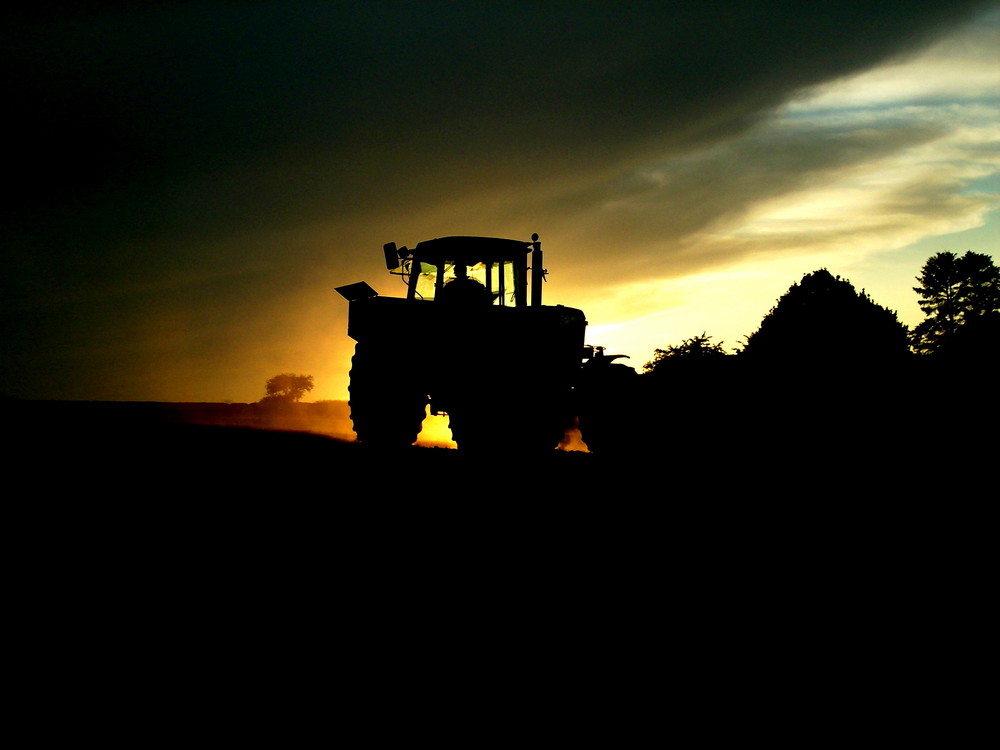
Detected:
[{"left": 162, "top": 401, "right": 589, "bottom": 452}]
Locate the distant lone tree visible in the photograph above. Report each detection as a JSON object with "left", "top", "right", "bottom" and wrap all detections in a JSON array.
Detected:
[
  {"left": 740, "top": 269, "right": 909, "bottom": 363},
  {"left": 262, "top": 373, "right": 314, "bottom": 404},
  {"left": 643, "top": 333, "right": 728, "bottom": 375},
  {"left": 910, "top": 251, "right": 1000, "bottom": 356}
]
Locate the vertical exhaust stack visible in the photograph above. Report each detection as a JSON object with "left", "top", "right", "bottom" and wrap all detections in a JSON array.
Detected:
[{"left": 531, "top": 233, "right": 543, "bottom": 307}]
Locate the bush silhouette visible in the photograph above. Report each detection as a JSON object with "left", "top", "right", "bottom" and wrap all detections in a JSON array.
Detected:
[{"left": 643, "top": 333, "right": 728, "bottom": 375}]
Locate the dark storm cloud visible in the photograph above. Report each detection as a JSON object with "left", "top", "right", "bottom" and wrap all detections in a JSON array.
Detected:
[
  {"left": 2, "top": 1, "right": 994, "bottom": 399},
  {"left": 5, "top": 2, "right": 993, "bottom": 232}
]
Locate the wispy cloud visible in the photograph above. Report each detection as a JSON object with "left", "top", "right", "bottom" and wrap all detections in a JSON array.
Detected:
[{"left": 556, "top": 10, "right": 999, "bottom": 358}]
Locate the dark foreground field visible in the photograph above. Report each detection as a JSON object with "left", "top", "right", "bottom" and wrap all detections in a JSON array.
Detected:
[
  {"left": 6, "top": 396, "right": 991, "bottom": 513},
  {"left": 11, "top": 396, "right": 986, "bottom": 561},
  {"left": 6, "top": 396, "right": 991, "bottom": 494},
  {"left": 6, "top": 399, "right": 595, "bottom": 495},
  {"left": 5, "top": 398, "right": 989, "bottom": 737}
]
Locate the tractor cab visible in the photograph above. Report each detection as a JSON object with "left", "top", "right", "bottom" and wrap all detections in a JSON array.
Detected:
[{"left": 383, "top": 234, "right": 546, "bottom": 307}]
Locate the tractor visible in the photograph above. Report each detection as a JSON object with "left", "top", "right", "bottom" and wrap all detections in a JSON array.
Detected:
[{"left": 336, "top": 234, "right": 594, "bottom": 452}]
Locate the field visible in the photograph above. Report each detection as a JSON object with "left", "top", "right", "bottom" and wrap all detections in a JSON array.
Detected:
[
  {"left": 5, "top": 399, "right": 598, "bottom": 497},
  {"left": 6, "top": 396, "right": 987, "bottom": 719},
  {"left": 7, "top": 394, "right": 989, "bottom": 498}
]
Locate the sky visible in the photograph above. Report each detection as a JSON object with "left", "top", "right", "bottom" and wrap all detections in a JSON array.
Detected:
[{"left": 2, "top": 1, "right": 997, "bottom": 403}]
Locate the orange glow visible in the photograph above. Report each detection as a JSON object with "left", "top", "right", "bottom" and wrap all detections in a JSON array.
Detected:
[
  {"left": 414, "top": 411, "right": 457, "bottom": 449},
  {"left": 146, "top": 400, "right": 355, "bottom": 440},
  {"left": 414, "top": 409, "right": 588, "bottom": 451},
  {"left": 559, "top": 422, "right": 589, "bottom": 452}
]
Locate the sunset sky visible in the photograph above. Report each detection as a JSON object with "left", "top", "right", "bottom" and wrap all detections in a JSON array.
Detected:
[{"left": 3, "top": 1, "right": 997, "bottom": 403}]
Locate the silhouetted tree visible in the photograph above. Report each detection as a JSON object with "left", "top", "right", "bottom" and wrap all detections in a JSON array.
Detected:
[
  {"left": 262, "top": 373, "right": 314, "bottom": 404},
  {"left": 910, "top": 251, "right": 1000, "bottom": 356},
  {"left": 740, "top": 269, "right": 909, "bottom": 363},
  {"left": 731, "top": 271, "right": 912, "bottom": 457},
  {"left": 643, "top": 333, "right": 728, "bottom": 374}
]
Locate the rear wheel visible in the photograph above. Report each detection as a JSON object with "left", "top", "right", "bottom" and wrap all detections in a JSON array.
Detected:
[
  {"left": 349, "top": 341, "right": 427, "bottom": 449},
  {"left": 576, "top": 362, "right": 640, "bottom": 456}
]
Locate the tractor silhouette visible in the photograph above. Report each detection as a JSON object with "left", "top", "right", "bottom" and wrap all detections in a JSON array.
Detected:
[{"left": 337, "top": 234, "right": 632, "bottom": 452}]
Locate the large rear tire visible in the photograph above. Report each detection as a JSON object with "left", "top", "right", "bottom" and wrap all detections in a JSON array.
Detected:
[
  {"left": 576, "top": 362, "right": 640, "bottom": 456},
  {"left": 349, "top": 341, "right": 427, "bottom": 449}
]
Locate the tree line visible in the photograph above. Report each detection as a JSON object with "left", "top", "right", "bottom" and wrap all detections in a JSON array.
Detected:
[
  {"left": 643, "top": 251, "right": 998, "bottom": 374},
  {"left": 603, "top": 250, "right": 998, "bottom": 466}
]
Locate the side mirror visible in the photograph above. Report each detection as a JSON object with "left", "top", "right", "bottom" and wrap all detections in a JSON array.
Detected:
[{"left": 383, "top": 242, "right": 400, "bottom": 270}]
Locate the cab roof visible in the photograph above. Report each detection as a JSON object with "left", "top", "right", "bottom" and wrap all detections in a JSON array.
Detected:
[{"left": 412, "top": 236, "right": 532, "bottom": 264}]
